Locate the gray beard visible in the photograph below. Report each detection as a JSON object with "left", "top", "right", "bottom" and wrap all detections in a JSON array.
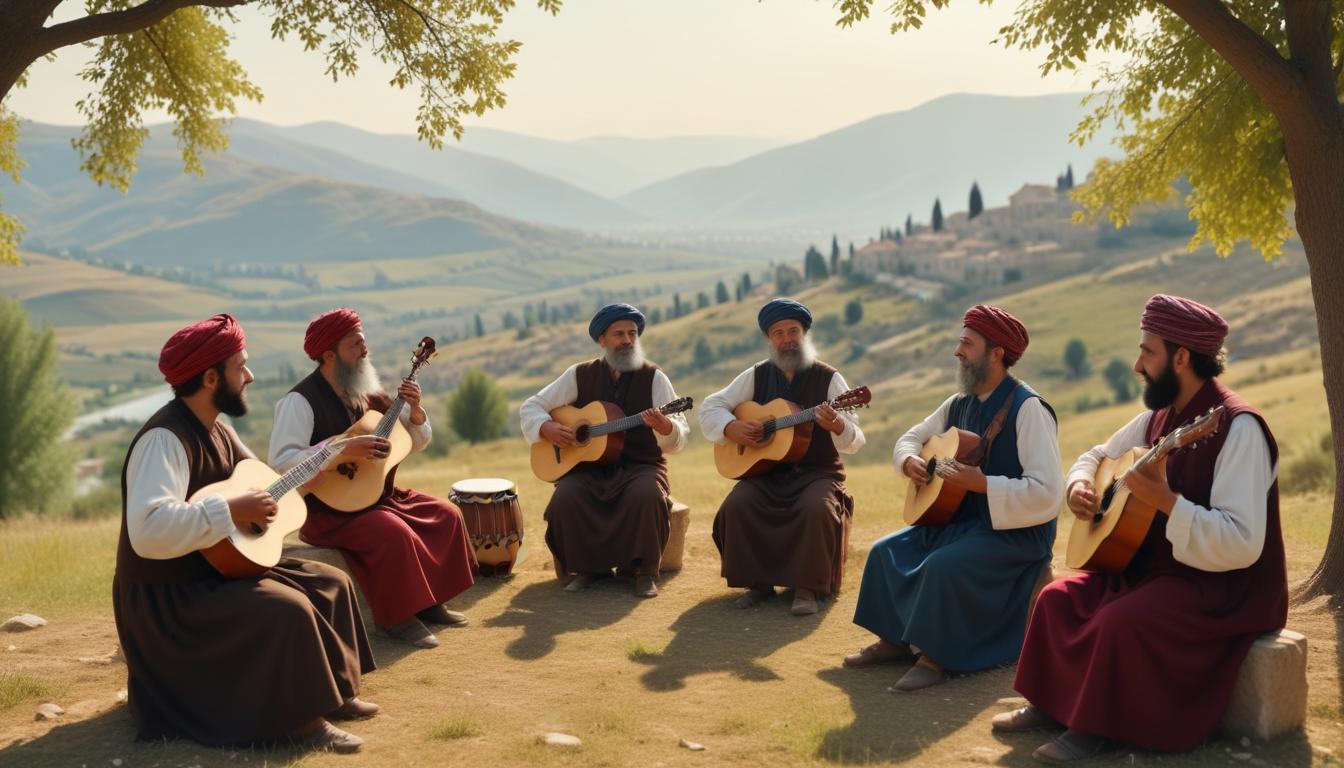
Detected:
[
  {"left": 957, "top": 353, "right": 991, "bottom": 395},
  {"left": 335, "top": 357, "right": 383, "bottom": 403},
  {"left": 605, "top": 340, "right": 647, "bottom": 373},
  {"left": 770, "top": 335, "right": 817, "bottom": 375}
]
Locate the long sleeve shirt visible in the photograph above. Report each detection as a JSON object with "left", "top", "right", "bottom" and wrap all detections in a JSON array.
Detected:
[
  {"left": 698, "top": 362, "right": 865, "bottom": 454},
  {"left": 519, "top": 365, "right": 690, "bottom": 453},
  {"left": 123, "top": 428, "right": 239, "bottom": 559},
  {"left": 1066, "top": 411, "right": 1276, "bottom": 572},
  {"left": 268, "top": 392, "right": 432, "bottom": 472},
  {"left": 892, "top": 394, "right": 1062, "bottom": 530}
]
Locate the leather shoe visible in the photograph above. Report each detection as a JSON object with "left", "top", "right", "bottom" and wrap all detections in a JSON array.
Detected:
[
  {"left": 1032, "top": 730, "right": 1114, "bottom": 763},
  {"left": 635, "top": 575, "right": 658, "bottom": 598},
  {"left": 381, "top": 617, "right": 438, "bottom": 648},
  {"left": 843, "top": 640, "right": 913, "bottom": 668},
  {"left": 330, "top": 697, "right": 380, "bottom": 721},
  {"left": 291, "top": 720, "right": 363, "bottom": 754},
  {"left": 889, "top": 660, "right": 948, "bottom": 692},
  {"left": 564, "top": 573, "right": 599, "bottom": 592},
  {"left": 417, "top": 604, "right": 468, "bottom": 626},
  {"left": 991, "top": 705, "right": 1059, "bottom": 733}
]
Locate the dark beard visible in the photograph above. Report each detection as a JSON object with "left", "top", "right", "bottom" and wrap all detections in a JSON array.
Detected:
[
  {"left": 213, "top": 379, "right": 248, "bottom": 417},
  {"left": 1141, "top": 359, "right": 1180, "bottom": 411},
  {"left": 957, "top": 353, "right": 991, "bottom": 394}
]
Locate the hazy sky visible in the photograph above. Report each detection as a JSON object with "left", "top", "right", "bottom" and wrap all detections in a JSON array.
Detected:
[{"left": 11, "top": 0, "right": 1099, "bottom": 142}]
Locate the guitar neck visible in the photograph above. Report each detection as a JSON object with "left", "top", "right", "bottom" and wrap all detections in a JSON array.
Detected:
[
  {"left": 372, "top": 394, "right": 407, "bottom": 437},
  {"left": 773, "top": 404, "right": 823, "bottom": 430},
  {"left": 590, "top": 412, "right": 646, "bottom": 437},
  {"left": 267, "top": 442, "right": 337, "bottom": 499}
]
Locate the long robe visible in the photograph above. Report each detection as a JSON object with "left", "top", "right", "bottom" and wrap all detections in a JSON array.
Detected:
[
  {"left": 1014, "top": 379, "right": 1286, "bottom": 752},
  {"left": 114, "top": 398, "right": 374, "bottom": 746}
]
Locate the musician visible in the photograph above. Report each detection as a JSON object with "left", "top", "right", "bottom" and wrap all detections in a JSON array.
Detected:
[
  {"left": 520, "top": 303, "right": 689, "bottom": 598},
  {"left": 993, "top": 295, "right": 1285, "bottom": 761},
  {"left": 269, "top": 308, "right": 475, "bottom": 649},
  {"left": 701, "top": 298, "right": 866, "bottom": 616},
  {"left": 845, "top": 305, "right": 1060, "bottom": 691},
  {"left": 115, "top": 314, "right": 375, "bottom": 753}
]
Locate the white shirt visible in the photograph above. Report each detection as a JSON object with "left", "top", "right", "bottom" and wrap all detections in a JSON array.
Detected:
[
  {"left": 123, "top": 427, "right": 240, "bottom": 559},
  {"left": 269, "top": 390, "right": 432, "bottom": 472},
  {"left": 519, "top": 364, "right": 689, "bottom": 453},
  {"left": 892, "top": 392, "right": 1062, "bottom": 530},
  {"left": 698, "top": 362, "right": 865, "bottom": 454},
  {"left": 1066, "top": 410, "right": 1276, "bottom": 572}
]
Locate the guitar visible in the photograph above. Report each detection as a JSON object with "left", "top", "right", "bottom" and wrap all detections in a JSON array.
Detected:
[
  {"left": 531, "top": 397, "right": 695, "bottom": 482},
  {"left": 713, "top": 386, "right": 871, "bottom": 480},
  {"left": 194, "top": 438, "right": 351, "bottom": 578},
  {"left": 901, "top": 427, "right": 982, "bottom": 526},
  {"left": 1065, "top": 405, "right": 1225, "bottom": 573},
  {"left": 305, "top": 337, "right": 437, "bottom": 512}
]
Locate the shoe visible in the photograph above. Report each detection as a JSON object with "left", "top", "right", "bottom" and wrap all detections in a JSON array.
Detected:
[
  {"left": 842, "top": 640, "right": 913, "bottom": 668},
  {"left": 635, "top": 575, "right": 659, "bottom": 598},
  {"left": 1032, "top": 730, "right": 1114, "bottom": 763},
  {"left": 381, "top": 617, "right": 438, "bottom": 648},
  {"left": 733, "top": 586, "right": 775, "bottom": 608},
  {"left": 888, "top": 659, "right": 948, "bottom": 692},
  {"left": 329, "top": 697, "right": 380, "bottom": 721},
  {"left": 790, "top": 588, "right": 819, "bottom": 615},
  {"left": 291, "top": 720, "right": 363, "bottom": 754},
  {"left": 564, "top": 573, "right": 599, "bottom": 592},
  {"left": 991, "top": 705, "right": 1059, "bottom": 733},
  {"left": 417, "top": 604, "right": 468, "bottom": 627}
]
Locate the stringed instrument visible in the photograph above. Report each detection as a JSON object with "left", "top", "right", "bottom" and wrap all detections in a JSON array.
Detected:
[
  {"left": 1066, "top": 405, "right": 1225, "bottom": 573},
  {"left": 902, "top": 426, "right": 982, "bottom": 526},
  {"left": 305, "top": 337, "right": 437, "bottom": 512},
  {"left": 531, "top": 397, "right": 695, "bottom": 482},
  {"left": 195, "top": 438, "right": 351, "bottom": 578},
  {"left": 713, "top": 386, "right": 871, "bottom": 480}
]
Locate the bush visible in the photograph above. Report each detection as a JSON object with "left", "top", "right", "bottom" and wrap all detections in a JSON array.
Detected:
[
  {"left": 68, "top": 485, "right": 122, "bottom": 520},
  {"left": 0, "top": 298, "right": 75, "bottom": 518},
  {"left": 1281, "top": 433, "right": 1335, "bottom": 495},
  {"left": 448, "top": 368, "right": 509, "bottom": 443}
]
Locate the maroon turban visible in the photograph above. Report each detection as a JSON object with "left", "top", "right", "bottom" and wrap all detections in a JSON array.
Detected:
[
  {"left": 158, "top": 313, "right": 246, "bottom": 387},
  {"left": 1140, "top": 294, "right": 1228, "bottom": 356},
  {"left": 963, "top": 305, "right": 1029, "bottom": 366},
  {"left": 304, "top": 308, "right": 362, "bottom": 360}
]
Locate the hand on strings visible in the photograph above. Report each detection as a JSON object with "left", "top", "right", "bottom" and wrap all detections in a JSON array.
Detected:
[
  {"left": 1122, "top": 455, "right": 1177, "bottom": 515},
  {"left": 902, "top": 456, "right": 930, "bottom": 485},
  {"left": 816, "top": 403, "right": 845, "bottom": 435},
  {"left": 724, "top": 419, "right": 765, "bottom": 446},
  {"left": 1067, "top": 480, "right": 1100, "bottom": 521},
  {"left": 227, "top": 488, "right": 278, "bottom": 530},
  {"left": 398, "top": 379, "right": 427, "bottom": 425},
  {"left": 541, "top": 420, "right": 577, "bottom": 448},
  {"left": 940, "top": 462, "right": 988, "bottom": 494},
  {"left": 339, "top": 435, "right": 392, "bottom": 461}
]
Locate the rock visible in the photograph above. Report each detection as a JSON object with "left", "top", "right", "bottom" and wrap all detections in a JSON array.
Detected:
[
  {"left": 78, "top": 655, "right": 114, "bottom": 666},
  {"left": 5, "top": 645, "right": 15, "bottom": 652},
  {"left": 538, "top": 732, "right": 582, "bottom": 748},
  {"left": 679, "top": 738, "right": 706, "bottom": 751},
  {"left": 2, "top": 614, "right": 47, "bottom": 633},
  {"left": 34, "top": 703, "right": 64, "bottom": 721},
  {"left": 1240, "top": 736, "right": 1251, "bottom": 747},
  {"left": 1220, "top": 629, "right": 1308, "bottom": 740},
  {"left": 995, "top": 696, "right": 1028, "bottom": 706},
  {"left": 112, "top": 759, "right": 123, "bottom": 766},
  {"left": 1231, "top": 753, "right": 1252, "bottom": 761},
  {"left": 115, "top": 689, "right": 127, "bottom": 702}
]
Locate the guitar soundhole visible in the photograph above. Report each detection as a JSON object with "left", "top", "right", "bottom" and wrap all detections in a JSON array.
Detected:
[
  {"left": 1096, "top": 481, "right": 1117, "bottom": 522},
  {"left": 574, "top": 424, "right": 591, "bottom": 445},
  {"left": 925, "top": 457, "right": 938, "bottom": 478},
  {"left": 337, "top": 462, "right": 359, "bottom": 480}
]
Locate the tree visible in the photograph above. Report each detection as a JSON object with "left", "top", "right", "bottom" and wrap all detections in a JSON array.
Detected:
[
  {"left": 931, "top": 198, "right": 944, "bottom": 232},
  {"left": 715, "top": 280, "right": 730, "bottom": 304},
  {"left": 969, "top": 182, "right": 984, "bottom": 219},
  {"left": 904, "top": 214, "right": 914, "bottom": 236},
  {"left": 650, "top": 307, "right": 662, "bottom": 325},
  {"left": 448, "top": 367, "right": 508, "bottom": 444},
  {"left": 1103, "top": 357, "right": 1136, "bottom": 404},
  {"left": 837, "top": 0, "right": 1344, "bottom": 601},
  {"left": 502, "top": 310, "right": 518, "bottom": 330},
  {"left": 804, "top": 245, "right": 828, "bottom": 281},
  {"left": 1063, "top": 337, "right": 1089, "bottom": 379},
  {"left": 1065, "top": 163, "right": 1075, "bottom": 189},
  {"left": 0, "top": 298, "right": 74, "bottom": 517},
  {"left": 0, "top": 1, "right": 564, "bottom": 265},
  {"left": 673, "top": 292, "right": 683, "bottom": 318},
  {"left": 844, "top": 297, "right": 864, "bottom": 326},
  {"left": 696, "top": 291, "right": 710, "bottom": 309},
  {"left": 830, "top": 234, "right": 841, "bottom": 275},
  {"left": 474, "top": 314, "right": 485, "bottom": 338},
  {"left": 692, "top": 336, "right": 715, "bottom": 369}
]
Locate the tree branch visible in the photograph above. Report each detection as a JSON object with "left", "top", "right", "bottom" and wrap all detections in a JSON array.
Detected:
[
  {"left": 33, "top": 0, "right": 250, "bottom": 59},
  {"left": 1158, "top": 0, "right": 1300, "bottom": 112}
]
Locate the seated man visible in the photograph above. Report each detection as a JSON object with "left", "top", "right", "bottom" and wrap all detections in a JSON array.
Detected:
[
  {"left": 993, "top": 295, "right": 1286, "bottom": 762},
  {"left": 844, "top": 305, "right": 1060, "bottom": 691},
  {"left": 269, "top": 308, "right": 476, "bottom": 649},
  {"left": 115, "top": 313, "right": 375, "bottom": 754},
  {"left": 701, "top": 298, "right": 865, "bottom": 616},
  {"left": 521, "top": 303, "right": 689, "bottom": 597}
]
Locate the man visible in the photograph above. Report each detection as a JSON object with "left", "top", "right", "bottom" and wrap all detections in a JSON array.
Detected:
[
  {"left": 845, "top": 305, "right": 1060, "bottom": 691},
  {"left": 269, "top": 308, "right": 476, "bottom": 649},
  {"left": 993, "top": 295, "right": 1285, "bottom": 761},
  {"left": 115, "top": 313, "right": 375, "bottom": 753},
  {"left": 701, "top": 298, "right": 866, "bottom": 616},
  {"left": 520, "top": 303, "right": 689, "bottom": 597}
]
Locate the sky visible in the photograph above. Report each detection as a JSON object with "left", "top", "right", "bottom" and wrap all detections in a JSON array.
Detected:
[{"left": 10, "top": 0, "right": 1101, "bottom": 143}]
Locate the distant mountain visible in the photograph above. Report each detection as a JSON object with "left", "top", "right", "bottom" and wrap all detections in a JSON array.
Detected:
[{"left": 619, "top": 93, "right": 1121, "bottom": 232}]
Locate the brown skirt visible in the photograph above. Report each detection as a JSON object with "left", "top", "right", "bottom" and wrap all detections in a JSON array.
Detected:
[{"left": 543, "top": 462, "right": 670, "bottom": 576}]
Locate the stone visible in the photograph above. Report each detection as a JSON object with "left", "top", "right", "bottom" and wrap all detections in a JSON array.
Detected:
[
  {"left": 679, "top": 738, "right": 706, "bottom": 751},
  {"left": 538, "top": 732, "right": 582, "bottom": 748},
  {"left": 2, "top": 614, "right": 47, "bottom": 633},
  {"left": 34, "top": 703, "right": 64, "bottom": 721},
  {"left": 282, "top": 541, "right": 373, "bottom": 625},
  {"left": 115, "top": 689, "right": 127, "bottom": 702},
  {"left": 660, "top": 501, "right": 691, "bottom": 572},
  {"left": 1220, "top": 629, "right": 1308, "bottom": 741}
]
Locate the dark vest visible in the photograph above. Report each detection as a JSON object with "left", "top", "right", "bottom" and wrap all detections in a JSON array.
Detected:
[
  {"left": 572, "top": 358, "right": 665, "bottom": 469},
  {"left": 1133, "top": 378, "right": 1287, "bottom": 624},
  {"left": 752, "top": 360, "right": 845, "bottom": 480},
  {"left": 116, "top": 399, "right": 245, "bottom": 584},
  {"left": 289, "top": 370, "right": 398, "bottom": 503},
  {"left": 945, "top": 376, "right": 1057, "bottom": 528}
]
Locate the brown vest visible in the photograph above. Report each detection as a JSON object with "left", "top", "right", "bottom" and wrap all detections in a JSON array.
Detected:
[
  {"left": 116, "top": 399, "right": 246, "bottom": 584},
  {"left": 289, "top": 370, "right": 398, "bottom": 503},
  {"left": 573, "top": 358, "right": 666, "bottom": 469},
  {"left": 752, "top": 360, "right": 845, "bottom": 480}
]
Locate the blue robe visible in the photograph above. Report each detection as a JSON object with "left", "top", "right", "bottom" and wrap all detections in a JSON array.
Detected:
[{"left": 852, "top": 377, "right": 1056, "bottom": 672}]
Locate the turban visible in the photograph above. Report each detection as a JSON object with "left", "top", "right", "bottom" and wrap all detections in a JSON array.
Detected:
[
  {"left": 588, "top": 303, "right": 645, "bottom": 341},
  {"left": 963, "top": 305, "right": 1029, "bottom": 366},
  {"left": 158, "top": 313, "right": 246, "bottom": 387},
  {"left": 1140, "top": 294, "right": 1228, "bottom": 357},
  {"left": 757, "top": 298, "right": 813, "bottom": 335},
  {"left": 304, "top": 308, "right": 362, "bottom": 360}
]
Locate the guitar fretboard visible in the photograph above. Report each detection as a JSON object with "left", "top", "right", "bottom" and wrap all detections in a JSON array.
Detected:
[
  {"left": 266, "top": 442, "right": 337, "bottom": 500},
  {"left": 590, "top": 411, "right": 647, "bottom": 437}
]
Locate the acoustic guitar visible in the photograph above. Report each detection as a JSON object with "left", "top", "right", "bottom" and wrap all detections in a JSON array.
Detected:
[
  {"left": 713, "top": 386, "right": 871, "bottom": 480},
  {"left": 901, "top": 426, "right": 982, "bottom": 526},
  {"left": 1065, "top": 405, "right": 1225, "bottom": 573},
  {"left": 305, "top": 337, "right": 436, "bottom": 513},
  {"left": 531, "top": 396, "right": 694, "bottom": 482},
  {"left": 194, "top": 438, "right": 351, "bottom": 578}
]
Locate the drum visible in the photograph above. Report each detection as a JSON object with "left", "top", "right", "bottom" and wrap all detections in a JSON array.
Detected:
[{"left": 451, "top": 478, "right": 524, "bottom": 576}]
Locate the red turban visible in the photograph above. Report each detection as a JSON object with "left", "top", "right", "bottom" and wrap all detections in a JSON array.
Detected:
[
  {"left": 1140, "top": 294, "right": 1228, "bottom": 356},
  {"left": 963, "top": 305, "right": 1029, "bottom": 366},
  {"left": 158, "top": 313, "right": 246, "bottom": 387},
  {"left": 304, "top": 308, "right": 362, "bottom": 360}
]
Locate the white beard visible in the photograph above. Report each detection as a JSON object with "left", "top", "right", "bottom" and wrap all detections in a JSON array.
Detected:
[
  {"left": 605, "top": 339, "right": 647, "bottom": 373},
  {"left": 336, "top": 356, "right": 384, "bottom": 403},
  {"left": 769, "top": 334, "right": 817, "bottom": 374}
]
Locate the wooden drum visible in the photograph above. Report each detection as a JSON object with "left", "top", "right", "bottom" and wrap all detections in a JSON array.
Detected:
[{"left": 450, "top": 478, "right": 524, "bottom": 576}]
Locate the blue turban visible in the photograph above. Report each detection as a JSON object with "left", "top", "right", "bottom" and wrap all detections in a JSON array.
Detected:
[
  {"left": 757, "top": 298, "right": 812, "bottom": 335},
  {"left": 589, "top": 303, "right": 646, "bottom": 341}
]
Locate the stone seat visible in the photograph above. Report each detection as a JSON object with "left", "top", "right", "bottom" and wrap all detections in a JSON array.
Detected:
[{"left": 1221, "top": 629, "right": 1308, "bottom": 740}]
